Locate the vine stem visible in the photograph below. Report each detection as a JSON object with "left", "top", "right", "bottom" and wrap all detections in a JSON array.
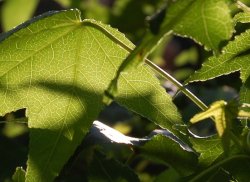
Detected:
[{"left": 144, "top": 59, "right": 208, "bottom": 111}]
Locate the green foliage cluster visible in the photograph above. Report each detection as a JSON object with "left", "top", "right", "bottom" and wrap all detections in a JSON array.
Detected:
[{"left": 0, "top": 0, "right": 250, "bottom": 181}]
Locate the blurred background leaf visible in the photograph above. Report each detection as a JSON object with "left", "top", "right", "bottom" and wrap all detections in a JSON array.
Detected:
[{"left": 1, "top": 0, "right": 39, "bottom": 31}]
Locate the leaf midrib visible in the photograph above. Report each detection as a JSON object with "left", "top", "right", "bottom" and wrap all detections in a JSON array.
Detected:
[{"left": 40, "top": 26, "right": 85, "bottom": 178}]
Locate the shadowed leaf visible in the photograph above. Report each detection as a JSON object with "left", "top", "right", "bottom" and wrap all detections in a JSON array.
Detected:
[{"left": 0, "top": 9, "right": 181, "bottom": 181}]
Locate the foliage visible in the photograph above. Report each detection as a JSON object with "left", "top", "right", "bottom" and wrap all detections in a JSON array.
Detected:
[{"left": 0, "top": 0, "right": 250, "bottom": 182}]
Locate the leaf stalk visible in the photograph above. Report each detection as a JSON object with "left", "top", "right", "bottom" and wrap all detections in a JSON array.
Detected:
[{"left": 144, "top": 59, "right": 208, "bottom": 111}]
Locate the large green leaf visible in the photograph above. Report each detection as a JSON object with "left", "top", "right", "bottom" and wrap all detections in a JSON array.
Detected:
[
  {"left": 1, "top": 0, "right": 39, "bottom": 31},
  {"left": 0, "top": 9, "right": 181, "bottom": 181}
]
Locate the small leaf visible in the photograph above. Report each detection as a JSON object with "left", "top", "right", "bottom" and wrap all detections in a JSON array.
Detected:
[
  {"left": 238, "top": 109, "right": 250, "bottom": 118},
  {"left": 190, "top": 100, "right": 242, "bottom": 155},
  {"left": 12, "top": 167, "right": 26, "bottom": 182},
  {"left": 190, "top": 100, "right": 228, "bottom": 137},
  {"left": 234, "top": 11, "right": 250, "bottom": 24}
]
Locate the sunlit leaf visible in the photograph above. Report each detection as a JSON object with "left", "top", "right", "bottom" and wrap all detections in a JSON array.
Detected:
[
  {"left": 234, "top": 11, "right": 250, "bottom": 24},
  {"left": 0, "top": 9, "right": 181, "bottom": 181},
  {"left": 190, "top": 101, "right": 229, "bottom": 137},
  {"left": 187, "top": 28, "right": 250, "bottom": 103},
  {"left": 163, "top": 0, "right": 233, "bottom": 51},
  {"left": 12, "top": 167, "right": 26, "bottom": 182}
]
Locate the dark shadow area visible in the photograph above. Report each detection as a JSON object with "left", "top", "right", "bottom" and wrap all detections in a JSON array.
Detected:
[
  {"left": 34, "top": 0, "right": 64, "bottom": 16},
  {"left": 98, "top": 102, "right": 133, "bottom": 123}
]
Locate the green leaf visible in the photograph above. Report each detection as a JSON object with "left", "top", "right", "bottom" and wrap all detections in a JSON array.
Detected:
[
  {"left": 163, "top": 0, "right": 233, "bottom": 51},
  {"left": 106, "top": 0, "right": 233, "bottom": 95},
  {"left": 12, "top": 167, "right": 26, "bottom": 182},
  {"left": 238, "top": 109, "right": 250, "bottom": 118},
  {"left": 234, "top": 11, "right": 250, "bottom": 24},
  {"left": 190, "top": 100, "right": 242, "bottom": 155},
  {"left": 187, "top": 30, "right": 250, "bottom": 82},
  {"left": 187, "top": 28, "right": 250, "bottom": 103},
  {"left": 1, "top": 0, "right": 39, "bottom": 31},
  {"left": 190, "top": 136, "right": 223, "bottom": 167},
  {"left": 0, "top": 9, "right": 181, "bottom": 181},
  {"left": 190, "top": 100, "right": 240, "bottom": 137},
  {"left": 240, "top": 80, "right": 250, "bottom": 105},
  {"left": 190, "top": 100, "right": 229, "bottom": 137},
  {"left": 115, "top": 66, "right": 181, "bottom": 133},
  {"left": 105, "top": 0, "right": 232, "bottom": 116},
  {"left": 88, "top": 151, "right": 140, "bottom": 182},
  {"left": 140, "top": 135, "right": 198, "bottom": 176}
]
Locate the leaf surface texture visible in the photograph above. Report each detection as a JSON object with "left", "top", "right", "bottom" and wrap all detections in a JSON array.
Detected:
[{"left": 0, "top": 9, "right": 181, "bottom": 181}]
